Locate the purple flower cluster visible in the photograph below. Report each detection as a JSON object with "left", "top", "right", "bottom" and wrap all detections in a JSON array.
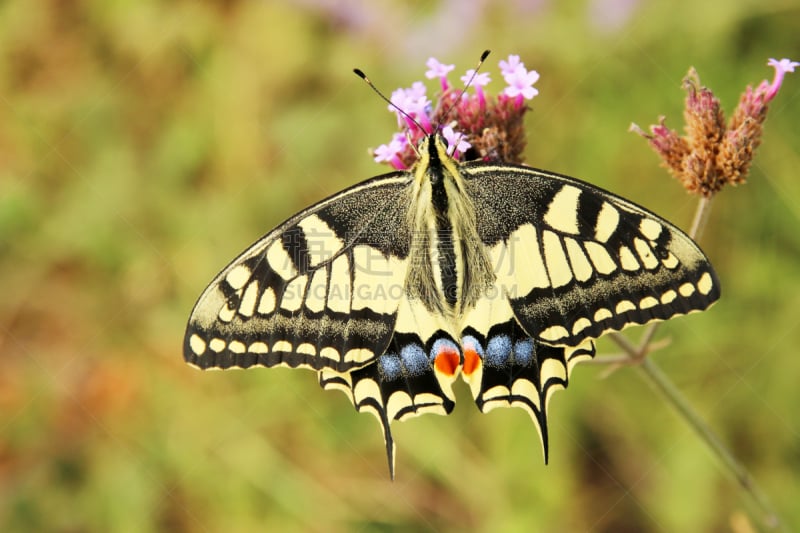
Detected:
[
  {"left": 631, "top": 58, "right": 798, "bottom": 197},
  {"left": 373, "top": 55, "right": 540, "bottom": 170}
]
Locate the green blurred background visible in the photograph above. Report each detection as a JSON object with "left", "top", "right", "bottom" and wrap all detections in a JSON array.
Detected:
[{"left": 1, "top": 1, "right": 798, "bottom": 531}]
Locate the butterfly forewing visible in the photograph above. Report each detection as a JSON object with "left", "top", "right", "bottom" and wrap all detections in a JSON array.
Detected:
[
  {"left": 184, "top": 172, "right": 415, "bottom": 373},
  {"left": 462, "top": 162, "right": 720, "bottom": 347}
]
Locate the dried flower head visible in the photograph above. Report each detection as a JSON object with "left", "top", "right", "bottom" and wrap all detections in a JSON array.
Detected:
[
  {"left": 373, "top": 54, "right": 540, "bottom": 170},
  {"left": 631, "top": 58, "right": 798, "bottom": 197}
]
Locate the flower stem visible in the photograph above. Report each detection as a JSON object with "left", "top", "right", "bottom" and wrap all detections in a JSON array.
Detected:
[
  {"left": 604, "top": 195, "right": 784, "bottom": 530},
  {"left": 688, "top": 195, "right": 713, "bottom": 240},
  {"left": 634, "top": 356, "right": 783, "bottom": 530}
]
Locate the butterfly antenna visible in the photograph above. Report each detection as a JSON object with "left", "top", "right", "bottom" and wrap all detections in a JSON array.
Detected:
[
  {"left": 439, "top": 49, "right": 491, "bottom": 129},
  {"left": 354, "top": 68, "right": 426, "bottom": 135}
]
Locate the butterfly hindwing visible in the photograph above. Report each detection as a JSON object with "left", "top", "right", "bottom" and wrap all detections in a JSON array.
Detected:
[
  {"left": 462, "top": 319, "right": 595, "bottom": 462},
  {"left": 319, "top": 330, "right": 458, "bottom": 478},
  {"left": 463, "top": 162, "right": 720, "bottom": 346},
  {"left": 184, "top": 172, "right": 415, "bottom": 372}
]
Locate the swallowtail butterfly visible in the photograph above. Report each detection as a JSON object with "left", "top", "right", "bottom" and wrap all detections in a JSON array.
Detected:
[{"left": 184, "top": 129, "right": 719, "bottom": 478}]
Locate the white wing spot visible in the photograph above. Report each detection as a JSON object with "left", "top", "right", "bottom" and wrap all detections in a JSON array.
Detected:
[
  {"left": 540, "top": 325, "right": 569, "bottom": 342},
  {"left": 634, "top": 238, "right": 659, "bottom": 269},
  {"left": 594, "top": 308, "right": 612, "bottom": 322},
  {"left": 305, "top": 269, "right": 328, "bottom": 314},
  {"left": 344, "top": 347, "right": 373, "bottom": 364},
  {"left": 298, "top": 215, "right": 344, "bottom": 267},
  {"left": 387, "top": 391, "right": 414, "bottom": 421},
  {"left": 541, "top": 358, "right": 567, "bottom": 382},
  {"left": 565, "top": 238, "right": 593, "bottom": 282},
  {"left": 225, "top": 265, "right": 251, "bottom": 290},
  {"left": 679, "top": 283, "right": 695, "bottom": 297},
  {"left": 296, "top": 343, "right": 317, "bottom": 356},
  {"left": 351, "top": 246, "right": 405, "bottom": 314},
  {"left": 697, "top": 272, "right": 713, "bottom": 295},
  {"left": 280, "top": 275, "right": 308, "bottom": 312},
  {"left": 189, "top": 334, "right": 206, "bottom": 355},
  {"left": 218, "top": 304, "right": 236, "bottom": 323},
  {"left": 594, "top": 202, "right": 620, "bottom": 242},
  {"left": 239, "top": 281, "right": 259, "bottom": 317},
  {"left": 584, "top": 241, "right": 617, "bottom": 275},
  {"left": 229, "top": 341, "right": 246, "bottom": 353},
  {"left": 327, "top": 255, "right": 351, "bottom": 314},
  {"left": 248, "top": 342, "right": 268, "bottom": 353},
  {"left": 615, "top": 300, "right": 636, "bottom": 314},
  {"left": 571, "top": 317, "right": 592, "bottom": 335},
  {"left": 660, "top": 290, "right": 677, "bottom": 304},
  {"left": 258, "top": 287, "right": 277, "bottom": 315},
  {"left": 209, "top": 338, "right": 226, "bottom": 352},
  {"left": 511, "top": 379, "right": 541, "bottom": 410},
  {"left": 272, "top": 340, "right": 292, "bottom": 353},
  {"left": 639, "top": 296, "right": 659, "bottom": 309},
  {"left": 543, "top": 185, "right": 581, "bottom": 234},
  {"left": 320, "top": 347, "right": 341, "bottom": 361},
  {"left": 493, "top": 224, "right": 549, "bottom": 295},
  {"left": 482, "top": 385, "right": 511, "bottom": 404},
  {"left": 639, "top": 218, "right": 663, "bottom": 240},
  {"left": 543, "top": 230, "right": 572, "bottom": 288},
  {"left": 353, "top": 378, "right": 382, "bottom": 407},
  {"left": 266, "top": 240, "right": 298, "bottom": 281},
  {"left": 619, "top": 245, "right": 640, "bottom": 271},
  {"left": 662, "top": 252, "right": 679, "bottom": 269}
]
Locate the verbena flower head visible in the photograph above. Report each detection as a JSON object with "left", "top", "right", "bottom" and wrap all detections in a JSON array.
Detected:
[
  {"left": 373, "top": 54, "right": 540, "bottom": 170},
  {"left": 631, "top": 58, "right": 797, "bottom": 197}
]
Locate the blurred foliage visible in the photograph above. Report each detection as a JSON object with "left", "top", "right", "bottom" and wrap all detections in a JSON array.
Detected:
[{"left": 0, "top": 0, "right": 798, "bottom": 531}]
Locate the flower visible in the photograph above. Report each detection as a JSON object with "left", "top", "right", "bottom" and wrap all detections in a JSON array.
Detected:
[
  {"left": 441, "top": 125, "right": 471, "bottom": 157},
  {"left": 372, "top": 53, "right": 538, "bottom": 168},
  {"left": 765, "top": 58, "right": 800, "bottom": 101},
  {"left": 502, "top": 68, "right": 540, "bottom": 103},
  {"left": 460, "top": 69, "right": 491, "bottom": 88},
  {"left": 373, "top": 133, "right": 409, "bottom": 170},
  {"left": 499, "top": 55, "right": 524, "bottom": 77},
  {"left": 460, "top": 69, "right": 491, "bottom": 108},
  {"left": 425, "top": 57, "right": 455, "bottom": 91},
  {"left": 499, "top": 55, "right": 540, "bottom": 108},
  {"left": 631, "top": 58, "right": 797, "bottom": 197},
  {"left": 389, "top": 84, "right": 432, "bottom": 133}
]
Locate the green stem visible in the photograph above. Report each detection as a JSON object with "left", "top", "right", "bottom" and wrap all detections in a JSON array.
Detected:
[
  {"left": 635, "top": 357, "right": 782, "bottom": 530},
  {"left": 605, "top": 195, "right": 784, "bottom": 530}
]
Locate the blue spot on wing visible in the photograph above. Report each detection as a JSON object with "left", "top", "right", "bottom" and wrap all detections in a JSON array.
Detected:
[
  {"left": 400, "top": 344, "right": 428, "bottom": 375},
  {"left": 485, "top": 334, "right": 512, "bottom": 367},
  {"left": 513, "top": 338, "right": 534, "bottom": 366}
]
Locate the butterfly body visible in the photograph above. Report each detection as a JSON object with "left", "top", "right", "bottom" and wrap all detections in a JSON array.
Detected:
[{"left": 185, "top": 133, "right": 719, "bottom": 477}]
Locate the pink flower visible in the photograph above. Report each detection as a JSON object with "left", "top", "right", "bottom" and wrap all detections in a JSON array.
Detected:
[
  {"left": 499, "top": 55, "right": 524, "bottom": 77},
  {"left": 632, "top": 58, "right": 797, "bottom": 196},
  {"left": 441, "top": 125, "right": 471, "bottom": 157},
  {"left": 764, "top": 58, "right": 799, "bottom": 101},
  {"left": 461, "top": 69, "right": 491, "bottom": 107},
  {"left": 370, "top": 51, "right": 538, "bottom": 167},
  {"left": 374, "top": 133, "right": 409, "bottom": 170},
  {"left": 425, "top": 57, "right": 455, "bottom": 91},
  {"left": 503, "top": 66, "right": 540, "bottom": 107}
]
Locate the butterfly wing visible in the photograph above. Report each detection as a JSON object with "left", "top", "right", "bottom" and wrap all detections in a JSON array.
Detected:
[
  {"left": 319, "top": 328, "right": 459, "bottom": 478},
  {"left": 459, "top": 288, "right": 596, "bottom": 462},
  {"left": 462, "top": 162, "right": 720, "bottom": 347},
  {"left": 454, "top": 162, "right": 719, "bottom": 457},
  {"left": 184, "top": 171, "right": 415, "bottom": 373}
]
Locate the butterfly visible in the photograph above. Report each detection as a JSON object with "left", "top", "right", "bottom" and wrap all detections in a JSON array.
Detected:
[{"left": 183, "top": 131, "right": 720, "bottom": 478}]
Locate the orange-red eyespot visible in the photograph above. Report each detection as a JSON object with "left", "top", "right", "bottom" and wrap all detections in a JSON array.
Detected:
[
  {"left": 431, "top": 338, "right": 461, "bottom": 377},
  {"left": 461, "top": 335, "right": 484, "bottom": 376},
  {"left": 463, "top": 348, "right": 481, "bottom": 376}
]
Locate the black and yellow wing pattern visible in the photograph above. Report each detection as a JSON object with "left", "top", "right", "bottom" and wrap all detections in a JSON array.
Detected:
[{"left": 184, "top": 134, "right": 719, "bottom": 477}]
